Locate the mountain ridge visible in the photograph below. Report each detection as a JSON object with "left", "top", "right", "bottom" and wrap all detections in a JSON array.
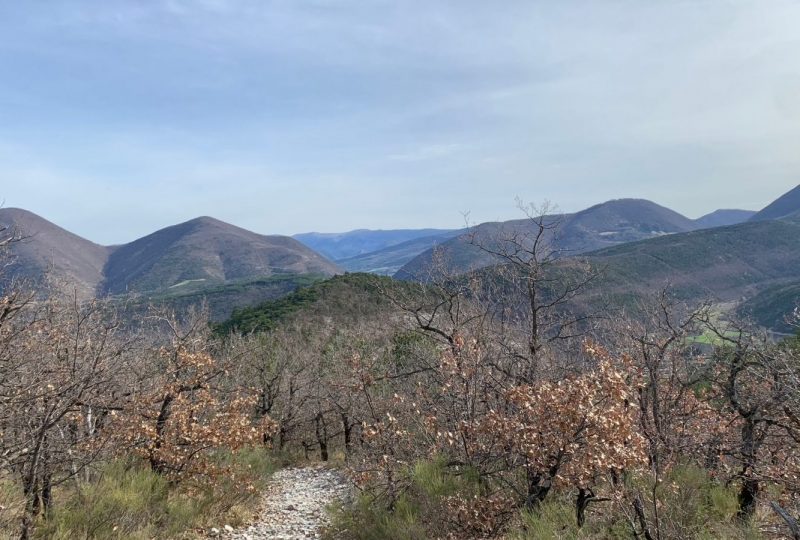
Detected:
[
  {"left": 569, "top": 216, "right": 800, "bottom": 328},
  {"left": 694, "top": 209, "right": 756, "bottom": 228},
  {"left": 0, "top": 208, "right": 111, "bottom": 298},
  {"left": 749, "top": 184, "right": 800, "bottom": 222},
  {"left": 395, "top": 198, "right": 698, "bottom": 280},
  {"left": 0, "top": 209, "right": 341, "bottom": 299},
  {"left": 101, "top": 215, "right": 340, "bottom": 295}
]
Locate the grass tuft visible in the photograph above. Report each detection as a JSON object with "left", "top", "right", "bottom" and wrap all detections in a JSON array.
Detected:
[{"left": 31, "top": 448, "right": 278, "bottom": 539}]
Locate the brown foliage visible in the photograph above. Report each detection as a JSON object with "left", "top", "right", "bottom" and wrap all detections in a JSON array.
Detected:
[{"left": 107, "top": 346, "right": 277, "bottom": 481}]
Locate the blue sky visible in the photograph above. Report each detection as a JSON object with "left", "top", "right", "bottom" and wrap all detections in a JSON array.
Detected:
[{"left": 1, "top": 1, "right": 799, "bottom": 244}]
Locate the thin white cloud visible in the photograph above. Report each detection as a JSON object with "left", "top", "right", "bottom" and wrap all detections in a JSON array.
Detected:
[{"left": 387, "top": 144, "right": 463, "bottom": 162}]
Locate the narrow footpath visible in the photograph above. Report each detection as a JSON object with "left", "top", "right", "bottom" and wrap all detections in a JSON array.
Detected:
[{"left": 221, "top": 465, "right": 351, "bottom": 540}]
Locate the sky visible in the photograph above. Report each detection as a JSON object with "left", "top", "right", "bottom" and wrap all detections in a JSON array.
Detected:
[{"left": 1, "top": 0, "right": 799, "bottom": 244}]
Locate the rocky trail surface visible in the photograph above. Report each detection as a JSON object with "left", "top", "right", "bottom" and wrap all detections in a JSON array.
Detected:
[{"left": 217, "top": 465, "right": 352, "bottom": 540}]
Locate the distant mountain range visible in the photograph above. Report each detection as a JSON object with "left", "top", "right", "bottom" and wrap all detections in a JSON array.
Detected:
[
  {"left": 293, "top": 228, "right": 463, "bottom": 275},
  {"left": 0, "top": 210, "right": 340, "bottom": 304},
  {"left": 294, "top": 229, "right": 458, "bottom": 260},
  {"left": 3, "top": 184, "right": 797, "bottom": 328},
  {"left": 0, "top": 208, "right": 111, "bottom": 299},
  {"left": 221, "top": 213, "right": 800, "bottom": 342},
  {"left": 390, "top": 184, "right": 800, "bottom": 331},
  {"left": 101, "top": 216, "right": 339, "bottom": 295},
  {"left": 305, "top": 230, "right": 465, "bottom": 275},
  {"left": 394, "top": 198, "right": 758, "bottom": 280},
  {"left": 295, "top": 200, "right": 761, "bottom": 277}
]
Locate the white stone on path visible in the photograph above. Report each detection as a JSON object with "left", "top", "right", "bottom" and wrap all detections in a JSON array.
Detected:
[{"left": 222, "top": 465, "right": 352, "bottom": 540}]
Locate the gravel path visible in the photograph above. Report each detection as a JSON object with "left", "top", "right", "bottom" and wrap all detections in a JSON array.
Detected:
[{"left": 217, "top": 465, "right": 352, "bottom": 540}]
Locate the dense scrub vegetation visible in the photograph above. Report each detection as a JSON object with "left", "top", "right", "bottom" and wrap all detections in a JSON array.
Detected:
[
  {"left": 0, "top": 227, "right": 288, "bottom": 539},
  {"left": 0, "top": 290, "right": 282, "bottom": 538},
  {"left": 213, "top": 273, "right": 415, "bottom": 336},
  {"left": 4, "top": 208, "right": 800, "bottom": 539},
  {"left": 119, "top": 272, "right": 327, "bottom": 323},
  {"left": 213, "top": 207, "right": 800, "bottom": 539}
]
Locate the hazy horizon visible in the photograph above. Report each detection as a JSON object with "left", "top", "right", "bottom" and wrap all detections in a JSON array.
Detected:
[
  {"left": 2, "top": 1, "right": 799, "bottom": 244},
  {"left": 0, "top": 187, "right": 787, "bottom": 246}
]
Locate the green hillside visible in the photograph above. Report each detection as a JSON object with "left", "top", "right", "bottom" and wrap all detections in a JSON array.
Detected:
[
  {"left": 217, "top": 218, "right": 800, "bottom": 335},
  {"left": 568, "top": 217, "right": 800, "bottom": 326},
  {"left": 738, "top": 281, "right": 800, "bottom": 333},
  {"left": 214, "top": 272, "right": 417, "bottom": 335},
  {"left": 116, "top": 273, "right": 326, "bottom": 323}
]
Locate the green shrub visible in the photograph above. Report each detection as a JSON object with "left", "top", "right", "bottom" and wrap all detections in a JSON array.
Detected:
[
  {"left": 653, "top": 464, "right": 743, "bottom": 538},
  {"left": 325, "top": 457, "right": 484, "bottom": 540},
  {"left": 36, "top": 462, "right": 180, "bottom": 539},
  {"left": 511, "top": 495, "right": 631, "bottom": 540},
  {"left": 611, "top": 464, "right": 758, "bottom": 540},
  {"left": 410, "top": 458, "right": 479, "bottom": 499},
  {"left": 326, "top": 493, "right": 429, "bottom": 540},
  {"left": 0, "top": 476, "right": 24, "bottom": 539},
  {"left": 329, "top": 460, "right": 765, "bottom": 540},
  {"left": 35, "top": 449, "right": 278, "bottom": 539},
  {"left": 514, "top": 499, "right": 580, "bottom": 540}
]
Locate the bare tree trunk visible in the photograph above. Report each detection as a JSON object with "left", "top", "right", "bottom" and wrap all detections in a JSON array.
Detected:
[
  {"left": 737, "top": 477, "right": 759, "bottom": 521},
  {"left": 575, "top": 488, "right": 609, "bottom": 528},
  {"left": 19, "top": 421, "right": 50, "bottom": 540},
  {"left": 41, "top": 471, "right": 52, "bottom": 517},
  {"left": 632, "top": 493, "right": 656, "bottom": 540},
  {"left": 737, "top": 418, "right": 760, "bottom": 520},
  {"left": 149, "top": 394, "right": 174, "bottom": 474},
  {"left": 524, "top": 470, "right": 552, "bottom": 509},
  {"left": 315, "top": 412, "right": 329, "bottom": 462},
  {"left": 341, "top": 412, "right": 352, "bottom": 461},
  {"left": 278, "top": 423, "right": 288, "bottom": 451},
  {"left": 576, "top": 488, "right": 591, "bottom": 527},
  {"left": 20, "top": 477, "right": 42, "bottom": 540}
]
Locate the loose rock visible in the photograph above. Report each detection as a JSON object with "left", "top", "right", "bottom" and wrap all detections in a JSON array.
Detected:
[{"left": 225, "top": 465, "right": 351, "bottom": 540}]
